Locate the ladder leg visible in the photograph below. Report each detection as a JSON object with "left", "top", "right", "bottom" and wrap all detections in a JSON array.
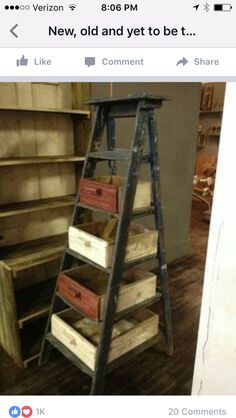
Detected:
[
  {"left": 39, "top": 105, "right": 107, "bottom": 366},
  {"left": 91, "top": 106, "right": 149, "bottom": 394},
  {"left": 80, "top": 104, "right": 108, "bottom": 179},
  {"left": 38, "top": 291, "right": 68, "bottom": 365},
  {"left": 106, "top": 118, "right": 117, "bottom": 175},
  {"left": 39, "top": 249, "right": 75, "bottom": 366},
  {"left": 148, "top": 111, "right": 173, "bottom": 357}
]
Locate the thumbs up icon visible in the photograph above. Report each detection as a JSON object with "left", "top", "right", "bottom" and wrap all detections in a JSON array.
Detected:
[{"left": 16, "top": 55, "right": 28, "bottom": 66}]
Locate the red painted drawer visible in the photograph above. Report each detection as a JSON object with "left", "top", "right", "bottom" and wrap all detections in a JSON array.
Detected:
[
  {"left": 80, "top": 176, "right": 151, "bottom": 213},
  {"left": 58, "top": 265, "right": 157, "bottom": 321},
  {"left": 80, "top": 177, "right": 118, "bottom": 212},
  {"left": 59, "top": 270, "right": 100, "bottom": 321}
]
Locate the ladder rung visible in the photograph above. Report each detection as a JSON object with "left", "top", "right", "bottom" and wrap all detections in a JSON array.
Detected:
[
  {"left": 76, "top": 202, "right": 155, "bottom": 219},
  {"left": 114, "top": 293, "right": 162, "bottom": 321},
  {"left": 56, "top": 292, "right": 99, "bottom": 322},
  {"left": 66, "top": 248, "right": 111, "bottom": 272},
  {"left": 124, "top": 254, "right": 157, "bottom": 268},
  {"left": 87, "top": 149, "right": 150, "bottom": 163},
  {"left": 56, "top": 291, "right": 162, "bottom": 323},
  {"left": 46, "top": 333, "right": 162, "bottom": 378},
  {"left": 65, "top": 248, "right": 157, "bottom": 272}
]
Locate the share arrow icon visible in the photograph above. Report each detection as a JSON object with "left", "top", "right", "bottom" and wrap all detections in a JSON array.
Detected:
[
  {"left": 176, "top": 57, "right": 188, "bottom": 66},
  {"left": 193, "top": 4, "right": 200, "bottom": 10}
]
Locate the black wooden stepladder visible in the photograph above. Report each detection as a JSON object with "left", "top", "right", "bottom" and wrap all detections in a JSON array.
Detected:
[{"left": 39, "top": 95, "right": 173, "bottom": 395}]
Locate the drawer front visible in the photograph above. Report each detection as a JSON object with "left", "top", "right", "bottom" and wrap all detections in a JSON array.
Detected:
[
  {"left": 80, "top": 179, "right": 118, "bottom": 213},
  {"left": 51, "top": 314, "right": 96, "bottom": 370},
  {"left": 68, "top": 233, "right": 109, "bottom": 268},
  {"left": 59, "top": 274, "right": 100, "bottom": 321}
]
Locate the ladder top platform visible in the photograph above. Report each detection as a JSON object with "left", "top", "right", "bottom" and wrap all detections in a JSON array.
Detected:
[{"left": 87, "top": 94, "right": 170, "bottom": 106}]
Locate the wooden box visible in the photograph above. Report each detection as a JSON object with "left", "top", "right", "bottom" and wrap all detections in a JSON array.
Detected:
[
  {"left": 79, "top": 176, "right": 151, "bottom": 213},
  {"left": 58, "top": 265, "right": 157, "bottom": 321},
  {"left": 68, "top": 220, "right": 158, "bottom": 268},
  {"left": 51, "top": 308, "right": 159, "bottom": 370}
]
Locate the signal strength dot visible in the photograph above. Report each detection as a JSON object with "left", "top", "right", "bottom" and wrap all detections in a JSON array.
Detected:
[{"left": 69, "top": 4, "right": 77, "bottom": 11}]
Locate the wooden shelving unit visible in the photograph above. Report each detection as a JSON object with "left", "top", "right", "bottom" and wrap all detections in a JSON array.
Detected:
[
  {"left": 0, "top": 82, "right": 90, "bottom": 367},
  {"left": 0, "top": 234, "right": 67, "bottom": 367},
  {"left": 197, "top": 83, "right": 225, "bottom": 150}
]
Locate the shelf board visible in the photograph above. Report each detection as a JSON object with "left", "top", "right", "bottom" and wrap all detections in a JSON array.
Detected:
[
  {"left": 88, "top": 149, "right": 151, "bottom": 163},
  {"left": 1, "top": 233, "right": 66, "bottom": 273},
  {"left": 17, "top": 278, "right": 56, "bottom": 328},
  {"left": 47, "top": 333, "right": 161, "bottom": 378},
  {"left": 0, "top": 156, "right": 85, "bottom": 167},
  {"left": 114, "top": 293, "right": 162, "bottom": 321},
  {"left": 0, "top": 106, "right": 90, "bottom": 118},
  {"left": 65, "top": 248, "right": 111, "bottom": 272},
  {"left": 66, "top": 248, "right": 157, "bottom": 274},
  {"left": 56, "top": 291, "right": 162, "bottom": 323},
  {"left": 19, "top": 306, "right": 50, "bottom": 330},
  {"left": 77, "top": 201, "right": 155, "bottom": 218},
  {"left": 56, "top": 292, "right": 96, "bottom": 321},
  {"left": 0, "top": 196, "right": 76, "bottom": 218}
]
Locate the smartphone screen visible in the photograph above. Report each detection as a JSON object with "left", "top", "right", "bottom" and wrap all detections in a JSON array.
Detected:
[{"left": 0, "top": 0, "right": 235, "bottom": 416}]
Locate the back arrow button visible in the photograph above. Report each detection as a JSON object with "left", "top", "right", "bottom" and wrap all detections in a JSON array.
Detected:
[{"left": 10, "top": 24, "right": 19, "bottom": 38}]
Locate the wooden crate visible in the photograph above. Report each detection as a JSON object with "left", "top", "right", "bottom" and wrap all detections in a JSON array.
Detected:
[
  {"left": 51, "top": 308, "right": 159, "bottom": 370},
  {"left": 68, "top": 220, "right": 158, "bottom": 268},
  {"left": 58, "top": 265, "right": 157, "bottom": 321},
  {"left": 79, "top": 176, "right": 151, "bottom": 213}
]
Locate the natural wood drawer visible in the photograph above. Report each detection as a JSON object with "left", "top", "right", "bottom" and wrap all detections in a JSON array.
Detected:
[
  {"left": 58, "top": 265, "right": 157, "bottom": 321},
  {"left": 51, "top": 308, "right": 159, "bottom": 370},
  {"left": 80, "top": 176, "right": 151, "bottom": 213},
  {"left": 68, "top": 220, "right": 158, "bottom": 268}
]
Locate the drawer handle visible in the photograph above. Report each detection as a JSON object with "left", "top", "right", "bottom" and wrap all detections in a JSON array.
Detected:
[
  {"left": 96, "top": 188, "right": 103, "bottom": 196},
  {"left": 84, "top": 241, "right": 91, "bottom": 248},
  {"left": 62, "top": 330, "right": 76, "bottom": 346},
  {"left": 67, "top": 288, "right": 81, "bottom": 299}
]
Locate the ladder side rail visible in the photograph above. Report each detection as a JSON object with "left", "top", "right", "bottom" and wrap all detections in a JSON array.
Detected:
[
  {"left": 39, "top": 104, "right": 107, "bottom": 365},
  {"left": 147, "top": 110, "right": 173, "bottom": 356},
  {"left": 72, "top": 104, "right": 108, "bottom": 226},
  {"left": 91, "top": 102, "right": 149, "bottom": 395},
  {"left": 106, "top": 117, "right": 117, "bottom": 175}
]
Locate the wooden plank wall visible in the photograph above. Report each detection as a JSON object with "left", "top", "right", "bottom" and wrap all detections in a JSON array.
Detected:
[{"left": 0, "top": 82, "right": 90, "bottom": 246}]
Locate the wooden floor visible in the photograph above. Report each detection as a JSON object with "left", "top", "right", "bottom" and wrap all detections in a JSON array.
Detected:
[{"left": 0, "top": 198, "right": 209, "bottom": 395}]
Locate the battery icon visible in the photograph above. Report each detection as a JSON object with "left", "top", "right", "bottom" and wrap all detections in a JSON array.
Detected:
[{"left": 214, "top": 4, "right": 232, "bottom": 11}]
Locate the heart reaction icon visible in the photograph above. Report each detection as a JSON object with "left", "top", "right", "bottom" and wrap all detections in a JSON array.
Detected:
[{"left": 21, "top": 406, "right": 33, "bottom": 418}]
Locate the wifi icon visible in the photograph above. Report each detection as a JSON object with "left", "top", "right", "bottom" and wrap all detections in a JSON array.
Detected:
[{"left": 69, "top": 4, "right": 77, "bottom": 11}]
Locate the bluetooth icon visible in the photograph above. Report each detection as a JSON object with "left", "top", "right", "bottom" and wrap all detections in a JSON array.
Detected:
[{"left": 204, "top": 3, "right": 210, "bottom": 12}]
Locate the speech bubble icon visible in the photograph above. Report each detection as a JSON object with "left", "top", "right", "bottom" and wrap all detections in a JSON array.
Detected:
[{"left": 85, "top": 57, "right": 96, "bottom": 67}]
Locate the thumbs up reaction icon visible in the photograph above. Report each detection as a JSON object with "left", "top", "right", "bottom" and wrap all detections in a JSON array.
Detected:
[{"left": 16, "top": 55, "right": 28, "bottom": 66}]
